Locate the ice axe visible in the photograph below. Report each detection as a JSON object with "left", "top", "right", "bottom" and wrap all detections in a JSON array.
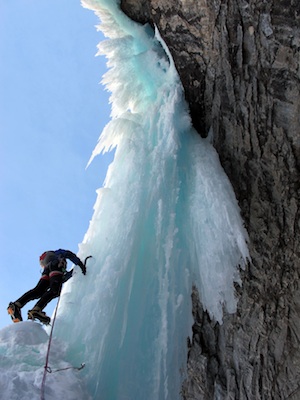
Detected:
[
  {"left": 82, "top": 255, "right": 93, "bottom": 275},
  {"left": 84, "top": 255, "right": 93, "bottom": 266},
  {"left": 62, "top": 255, "right": 93, "bottom": 282}
]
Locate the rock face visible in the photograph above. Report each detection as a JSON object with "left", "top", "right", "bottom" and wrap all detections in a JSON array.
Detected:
[{"left": 121, "top": 1, "right": 300, "bottom": 399}]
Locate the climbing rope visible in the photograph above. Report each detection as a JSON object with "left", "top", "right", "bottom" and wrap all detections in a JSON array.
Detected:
[
  {"left": 40, "top": 256, "right": 91, "bottom": 400},
  {"left": 40, "top": 293, "right": 61, "bottom": 400}
]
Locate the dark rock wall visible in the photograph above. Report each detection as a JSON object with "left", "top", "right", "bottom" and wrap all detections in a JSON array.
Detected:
[{"left": 121, "top": 1, "right": 300, "bottom": 398}]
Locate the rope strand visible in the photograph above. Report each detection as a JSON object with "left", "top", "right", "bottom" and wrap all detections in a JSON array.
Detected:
[{"left": 40, "top": 294, "right": 61, "bottom": 400}]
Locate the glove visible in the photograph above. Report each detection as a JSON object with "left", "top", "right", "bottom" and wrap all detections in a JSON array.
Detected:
[{"left": 79, "top": 261, "right": 86, "bottom": 275}]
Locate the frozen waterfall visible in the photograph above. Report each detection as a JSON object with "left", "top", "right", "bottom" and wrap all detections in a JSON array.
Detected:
[{"left": 0, "top": 1, "right": 249, "bottom": 399}]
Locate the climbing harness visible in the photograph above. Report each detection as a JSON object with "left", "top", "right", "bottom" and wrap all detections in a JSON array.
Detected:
[{"left": 40, "top": 256, "right": 92, "bottom": 400}]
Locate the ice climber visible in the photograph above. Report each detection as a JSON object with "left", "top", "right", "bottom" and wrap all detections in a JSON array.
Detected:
[{"left": 7, "top": 249, "right": 87, "bottom": 324}]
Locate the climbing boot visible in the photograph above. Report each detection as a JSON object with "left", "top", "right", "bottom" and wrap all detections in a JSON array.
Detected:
[
  {"left": 7, "top": 301, "right": 23, "bottom": 323},
  {"left": 28, "top": 306, "right": 51, "bottom": 325}
]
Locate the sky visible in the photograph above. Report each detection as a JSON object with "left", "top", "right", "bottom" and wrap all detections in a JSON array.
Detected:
[{"left": 0, "top": 0, "right": 112, "bottom": 329}]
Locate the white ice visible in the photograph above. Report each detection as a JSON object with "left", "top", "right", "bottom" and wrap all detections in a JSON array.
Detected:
[{"left": 0, "top": 321, "right": 90, "bottom": 400}]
